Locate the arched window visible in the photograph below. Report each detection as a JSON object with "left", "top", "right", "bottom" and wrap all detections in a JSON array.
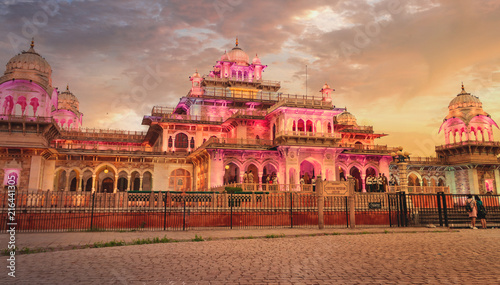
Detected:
[
  {"left": 169, "top": 169, "right": 192, "bottom": 191},
  {"left": 190, "top": 137, "right": 195, "bottom": 149},
  {"left": 175, "top": 133, "right": 188, "bottom": 148}
]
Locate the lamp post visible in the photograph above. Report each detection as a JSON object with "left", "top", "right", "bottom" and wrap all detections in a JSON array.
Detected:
[{"left": 391, "top": 146, "right": 410, "bottom": 192}]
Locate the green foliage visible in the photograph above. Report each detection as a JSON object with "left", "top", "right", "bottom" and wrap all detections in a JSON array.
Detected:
[
  {"left": 265, "top": 234, "right": 285, "bottom": 239},
  {"left": 225, "top": 187, "right": 243, "bottom": 193},
  {"left": 192, "top": 234, "right": 204, "bottom": 242}
]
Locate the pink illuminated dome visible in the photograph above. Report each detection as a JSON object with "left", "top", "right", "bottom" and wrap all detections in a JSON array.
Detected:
[{"left": 227, "top": 38, "right": 249, "bottom": 66}]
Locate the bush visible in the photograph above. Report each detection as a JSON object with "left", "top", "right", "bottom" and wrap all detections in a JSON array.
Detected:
[{"left": 225, "top": 187, "right": 242, "bottom": 193}]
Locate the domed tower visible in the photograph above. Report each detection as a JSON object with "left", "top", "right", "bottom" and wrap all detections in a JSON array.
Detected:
[
  {"left": 436, "top": 84, "right": 500, "bottom": 165},
  {"left": 189, "top": 70, "right": 204, "bottom": 97},
  {"left": 439, "top": 84, "right": 498, "bottom": 145},
  {"left": 52, "top": 85, "right": 83, "bottom": 130},
  {"left": 0, "top": 40, "right": 57, "bottom": 117},
  {"left": 0, "top": 40, "right": 60, "bottom": 148},
  {"left": 319, "top": 83, "right": 334, "bottom": 103}
]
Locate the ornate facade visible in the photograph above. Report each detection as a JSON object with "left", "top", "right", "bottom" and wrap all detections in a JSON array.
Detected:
[{"left": 1, "top": 40, "right": 499, "bottom": 194}]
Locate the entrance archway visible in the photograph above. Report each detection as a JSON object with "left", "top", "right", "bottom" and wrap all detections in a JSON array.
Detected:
[
  {"left": 225, "top": 163, "right": 240, "bottom": 184},
  {"left": 300, "top": 160, "right": 319, "bottom": 184},
  {"left": 246, "top": 164, "right": 258, "bottom": 183},
  {"left": 101, "top": 178, "right": 114, "bottom": 193},
  {"left": 350, "top": 167, "right": 362, "bottom": 192}
]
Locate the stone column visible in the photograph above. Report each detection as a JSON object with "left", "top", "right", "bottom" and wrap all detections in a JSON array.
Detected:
[
  {"left": 361, "top": 170, "right": 366, "bottom": 193},
  {"left": 139, "top": 175, "right": 144, "bottom": 191},
  {"left": 316, "top": 175, "right": 324, "bottom": 229},
  {"left": 65, "top": 172, "right": 70, "bottom": 191},
  {"left": 398, "top": 162, "right": 408, "bottom": 193},
  {"left": 494, "top": 169, "right": 500, "bottom": 195},
  {"left": 127, "top": 174, "right": 131, "bottom": 191},
  {"left": 91, "top": 174, "right": 97, "bottom": 193},
  {"left": 113, "top": 174, "right": 119, "bottom": 193},
  {"left": 468, "top": 168, "right": 479, "bottom": 194}
]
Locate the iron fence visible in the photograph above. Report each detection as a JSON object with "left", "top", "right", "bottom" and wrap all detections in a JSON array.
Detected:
[{"left": 2, "top": 191, "right": 499, "bottom": 232}]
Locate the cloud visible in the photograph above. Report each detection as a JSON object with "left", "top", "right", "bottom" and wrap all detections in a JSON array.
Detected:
[{"left": 0, "top": 0, "right": 499, "bottom": 154}]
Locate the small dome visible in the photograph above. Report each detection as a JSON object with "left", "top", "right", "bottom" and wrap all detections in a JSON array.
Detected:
[
  {"left": 59, "top": 85, "right": 79, "bottom": 102},
  {"left": 191, "top": 70, "right": 201, "bottom": 78},
  {"left": 448, "top": 84, "right": 482, "bottom": 109},
  {"left": 322, "top": 83, "right": 330, "bottom": 90},
  {"left": 220, "top": 51, "right": 229, "bottom": 61},
  {"left": 57, "top": 85, "right": 80, "bottom": 114},
  {"left": 337, "top": 111, "right": 357, "bottom": 125},
  {"left": 5, "top": 42, "right": 51, "bottom": 76},
  {"left": 252, "top": 54, "right": 261, "bottom": 64}
]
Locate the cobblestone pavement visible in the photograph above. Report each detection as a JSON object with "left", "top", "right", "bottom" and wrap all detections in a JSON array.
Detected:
[{"left": 2, "top": 229, "right": 500, "bottom": 284}]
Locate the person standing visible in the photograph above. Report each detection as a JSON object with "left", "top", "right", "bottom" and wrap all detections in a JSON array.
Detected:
[
  {"left": 475, "top": 195, "right": 487, "bottom": 229},
  {"left": 377, "top": 174, "right": 383, "bottom": 192},
  {"left": 382, "top": 173, "right": 388, "bottom": 192},
  {"left": 311, "top": 176, "right": 316, "bottom": 192},
  {"left": 366, "top": 175, "right": 373, "bottom": 192},
  {"left": 243, "top": 171, "right": 248, "bottom": 183},
  {"left": 466, "top": 194, "right": 477, "bottom": 229}
]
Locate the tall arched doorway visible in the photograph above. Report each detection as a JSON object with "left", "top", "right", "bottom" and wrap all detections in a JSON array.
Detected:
[
  {"left": 169, "top": 169, "right": 191, "bottom": 191},
  {"left": 350, "top": 167, "right": 362, "bottom": 192},
  {"left": 101, "top": 178, "right": 114, "bottom": 193}
]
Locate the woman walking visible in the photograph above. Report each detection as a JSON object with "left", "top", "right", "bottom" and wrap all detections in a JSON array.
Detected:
[
  {"left": 475, "top": 195, "right": 487, "bottom": 229},
  {"left": 466, "top": 194, "right": 477, "bottom": 229}
]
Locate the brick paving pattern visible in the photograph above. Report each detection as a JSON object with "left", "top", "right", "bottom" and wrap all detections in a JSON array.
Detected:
[{"left": 2, "top": 230, "right": 500, "bottom": 284}]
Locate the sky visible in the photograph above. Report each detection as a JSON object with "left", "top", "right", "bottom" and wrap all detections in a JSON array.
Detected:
[{"left": 1, "top": 0, "right": 499, "bottom": 157}]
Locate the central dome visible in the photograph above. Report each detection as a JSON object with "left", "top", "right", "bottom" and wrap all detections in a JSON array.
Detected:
[
  {"left": 337, "top": 111, "right": 357, "bottom": 126},
  {"left": 227, "top": 42, "right": 249, "bottom": 66}
]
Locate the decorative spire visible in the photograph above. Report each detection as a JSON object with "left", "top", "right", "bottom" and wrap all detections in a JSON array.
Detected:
[
  {"left": 30, "top": 37, "right": 34, "bottom": 48},
  {"left": 66, "top": 84, "right": 69, "bottom": 91},
  {"left": 461, "top": 82, "right": 464, "bottom": 91},
  {"left": 235, "top": 37, "right": 238, "bottom": 46}
]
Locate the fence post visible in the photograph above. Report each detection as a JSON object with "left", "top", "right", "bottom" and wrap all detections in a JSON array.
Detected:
[
  {"left": 439, "top": 192, "right": 448, "bottom": 227},
  {"left": 163, "top": 192, "right": 167, "bottom": 231},
  {"left": 388, "top": 193, "right": 392, "bottom": 227},
  {"left": 348, "top": 177, "right": 356, "bottom": 229},
  {"left": 398, "top": 192, "right": 408, "bottom": 227},
  {"left": 230, "top": 192, "right": 233, "bottom": 229},
  {"left": 437, "top": 192, "right": 443, "bottom": 227},
  {"left": 182, "top": 194, "right": 186, "bottom": 231},
  {"left": 316, "top": 175, "right": 324, "bottom": 229},
  {"left": 290, "top": 192, "right": 293, "bottom": 228},
  {"left": 90, "top": 192, "right": 95, "bottom": 230}
]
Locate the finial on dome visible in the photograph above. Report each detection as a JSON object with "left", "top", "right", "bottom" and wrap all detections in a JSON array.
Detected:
[
  {"left": 66, "top": 84, "right": 69, "bottom": 91},
  {"left": 235, "top": 37, "right": 238, "bottom": 46},
  {"left": 461, "top": 82, "right": 465, "bottom": 91},
  {"left": 30, "top": 37, "right": 34, "bottom": 48}
]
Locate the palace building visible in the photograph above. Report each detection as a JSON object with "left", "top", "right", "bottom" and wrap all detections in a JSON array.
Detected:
[{"left": 0, "top": 39, "right": 499, "bottom": 195}]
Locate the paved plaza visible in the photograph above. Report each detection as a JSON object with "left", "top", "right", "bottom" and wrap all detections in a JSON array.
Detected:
[{"left": 1, "top": 228, "right": 500, "bottom": 284}]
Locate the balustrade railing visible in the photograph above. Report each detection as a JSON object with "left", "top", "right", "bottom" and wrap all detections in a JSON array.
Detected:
[
  {"left": 436, "top": 140, "right": 500, "bottom": 150},
  {"left": 276, "top": 131, "right": 341, "bottom": 139},
  {"left": 387, "top": 186, "right": 450, "bottom": 194}
]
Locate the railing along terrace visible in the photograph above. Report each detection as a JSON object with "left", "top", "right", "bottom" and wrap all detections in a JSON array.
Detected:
[
  {"left": 208, "top": 137, "right": 274, "bottom": 148},
  {"left": 220, "top": 183, "right": 313, "bottom": 192},
  {"left": 155, "top": 112, "right": 226, "bottom": 123},
  {"left": 0, "top": 115, "right": 54, "bottom": 124},
  {"left": 199, "top": 87, "right": 327, "bottom": 104},
  {"left": 407, "top": 156, "right": 444, "bottom": 164},
  {"left": 61, "top": 128, "right": 146, "bottom": 140},
  {"left": 341, "top": 143, "right": 398, "bottom": 153},
  {"left": 275, "top": 131, "right": 342, "bottom": 139},
  {"left": 151, "top": 106, "right": 175, "bottom": 116},
  {"left": 436, "top": 140, "right": 500, "bottom": 150},
  {"left": 387, "top": 186, "right": 450, "bottom": 194},
  {"left": 203, "top": 76, "right": 281, "bottom": 87},
  {"left": 340, "top": 125, "right": 374, "bottom": 133}
]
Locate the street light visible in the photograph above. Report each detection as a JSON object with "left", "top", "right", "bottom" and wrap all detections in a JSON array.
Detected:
[{"left": 104, "top": 166, "right": 109, "bottom": 174}]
